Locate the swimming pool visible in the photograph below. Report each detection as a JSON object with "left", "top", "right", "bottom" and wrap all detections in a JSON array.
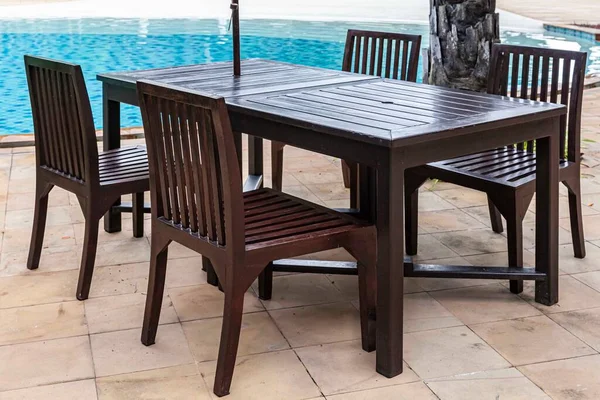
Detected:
[{"left": 1, "top": 18, "right": 599, "bottom": 134}]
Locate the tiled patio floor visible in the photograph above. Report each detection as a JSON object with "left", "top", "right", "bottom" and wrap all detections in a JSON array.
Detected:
[{"left": 0, "top": 88, "right": 599, "bottom": 399}]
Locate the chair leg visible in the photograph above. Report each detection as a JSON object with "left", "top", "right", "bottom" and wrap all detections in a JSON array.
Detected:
[
  {"left": 347, "top": 162, "right": 359, "bottom": 209},
  {"left": 405, "top": 173, "right": 426, "bottom": 256},
  {"left": 488, "top": 195, "right": 504, "bottom": 234},
  {"left": 214, "top": 286, "right": 245, "bottom": 397},
  {"left": 565, "top": 179, "right": 586, "bottom": 259},
  {"left": 258, "top": 262, "right": 273, "bottom": 300},
  {"left": 357, "top": 256, "right": 377, "bottom": 352},
  {"left": 76, "top": 211, "right": 100, "bottom": 300},
  {"left": 26, "top": 181, "right": 53, "bottom": 270},
  {"left": 141, "top": 234, "right": 170, "bottom": 345},
  {"left": 341, "top": 159, "right": 352, "bottom": 189},
  {"left": 506, "top": 203, "right": 524, "bottom": 295},
  {"left": 205, "top": 257, "right": 219, "bottom": 287},
  {"left": 271, "top": 141, "right": 285, "bottom": 191},
  {"left": 132, "top": 192, "right": 145, "bottom": 238}
]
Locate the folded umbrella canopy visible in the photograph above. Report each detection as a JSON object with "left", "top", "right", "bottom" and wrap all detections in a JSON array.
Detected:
[{"left": 231, "top": 0, "right": 241, "bottom": 75}]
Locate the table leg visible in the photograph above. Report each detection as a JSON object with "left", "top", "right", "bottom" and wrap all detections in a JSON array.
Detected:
[
  {"left": 534, "top": 125, "right": 560, "bottom": 305},
  {"left": 246, "top": 135, "right": 263, "bottom": 190},
  {"left": 103, "top": 85, "right": 122, "bottom": 233},
  {"left": 375, "top": 155, "right": 405, "bottom": 377}
]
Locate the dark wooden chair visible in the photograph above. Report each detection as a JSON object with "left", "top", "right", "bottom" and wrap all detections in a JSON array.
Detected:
[
  {"left": 136, "top": 80, "right": 377, "bottom": 397},
  {"left": 271, "top": 29, "right": 422, "bottom": 193},
  {"left": 24, "top": 55, "right": 149, "bottom": 300},
  {"left": 405, "top": 44, "right": 588, "bottom": 294}
]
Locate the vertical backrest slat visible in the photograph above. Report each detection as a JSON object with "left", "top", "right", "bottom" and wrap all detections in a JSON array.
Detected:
[
  {"left": 24, "top": 56, "right": 98, "bottom": 185},
  {"left": 168, "top": 100, "right": 189, "bottom": 229},
  {"left": 510, "top": 52, "right": 520, "bottom": 98},
  {"left": 376, "top": 37, "right": 384, "bottom": 77},
  {"left": 520, "top": 53, "right": 530, "bottom": 100},
  {"left": 540, "top": 55, "right": 550, "bottom": 102},
  {"left": 342, "top": 30, "right": 421, "bottom": 83},
  {"left": 187, "top": 106, "right": 207, "bottom": 236},
  {"left": 401, "top": 40, "right": 409, "bottom": 80},
  {"left": 178, "top": 104, "right": 199, "bottom": 233},
  {"left": 361, "top": 36, "right": 369, "bottom": 75},
  {"left": 392, "top": 39, "right": 401, "bottom": 80},
  {"left": 159, "top": 98, "right": 181, "bottom": 224},
  {"left": 530, "top": 55, "right": 540, "bottom": 101},
  {"left": 559, "top": 58, "right": 572, "bottom": 158},
  {"left": 203, "top": 109, "right": 226, "bottom": 245},
  {"left": 197, "top": 108, "right": 217, "bottom": 241},
  {"left": 384, "top": 38, "right": 393, "bottom": 78},
  {"left": 550, "top": 57, "right": 560, "bottom": 104}
]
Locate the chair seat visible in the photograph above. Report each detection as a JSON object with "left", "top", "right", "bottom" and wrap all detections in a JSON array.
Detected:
[
  {"left": 99, "top": 145, "right": 149, "bottom": 186},
  {"left": 243, "top": 188, "right": 369, "bottom": 250},
  {"left": 424, "top": 148, "right": 572, "bottom": 189}
]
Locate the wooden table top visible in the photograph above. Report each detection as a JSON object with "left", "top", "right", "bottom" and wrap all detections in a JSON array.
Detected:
[{"left": 99, "top": 59, "right": 566, "bottom": 148}]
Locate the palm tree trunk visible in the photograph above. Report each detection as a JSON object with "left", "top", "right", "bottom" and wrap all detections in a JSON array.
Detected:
[{"left": 428, "top": 0, "right": 500, "bottom": 92}]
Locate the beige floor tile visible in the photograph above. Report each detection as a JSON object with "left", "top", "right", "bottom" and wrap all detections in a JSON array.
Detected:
[
  {"left": 572, "top": 269, "right": 600, "bottom": 292},
  {"left": 561, "top": 214, "right": 600, "bottom": 241},
  {"left": 89, "top": 262, "right": 150, "bottom": 298},
  {"left": 429, "top": 283, "right": 542, "bottom": 325},
  {"left": 463, "top": 250, "right": 535, "bottom": 267},
  {"left": 0, "top": 245, "right": 80, "bottom": 277},
  {"left": 326, "top": 381, "right": 437, "bottom": 400},
  {"left": 417, "top": 191, "right": 456, "bottom": 212},
  {"left": 85, "top": 292, "right": 178, "bottom": 334},
  {"left": 0, "top": 269, "right": 78, "bottom": 308},
  {"left": 292, "top": 171, "right": 345, "bottom": 186},
  {"left": 418, "top": 209, "right": 486, "bottom": 233},
  {"left": 558, "top": 243, "right": 600, "bottom": 274},
  {"left": 166, "top": 256, "right": 207, "bottom": 288},
  {"left": 253, "top": 273, "right": 347, "bottom": 310},
  {"left": 6, "top": 190, "right": 70, "bottom": 211},
  {"left": 309, "top": 182, "right": 351, "bottom": 202},
  {"left": 93, "top": 238, "right": 151, "bottom": 267},
  {"left": 426, "top": 368, "right": 550, "bottom": 400},
  {"left": 435, "top": 188, "right": 489, "bottom": 208},
  {"left": 519, "top": 355, "right": 600, "bottom": 400},
  {"left": 471, "top": 315, "right": 595, "bottom": 365},
  {"left": 198, "top": 350, "right": 321, "bottom": 400},
  {"left": 3, "top": 224, "right": 76, "bottom": 251},
  {"left": 183, "top": 311, "right": 289, "bottom": 362},
  {"left": 296, "top": 340, "right": 419, "bottom": 395},
  {"left": 550, "top": 307, "right": 600, "bottom": 352},
  {"left": 270, "top": 302, "right": 361, "bottom": 347},
  {"left": 166, "top": 241, "right": 201, "bottom": 260},
  {"left": 403, "top": 326, "right": 510, "bottom": 379},
  {"left": 96, "top": 364, "right": 210, "bottom": 400},
  {"left": 403, "top": 292, "right": 463, "bottom": 333},
  {"left": 515, "top": 275, "right": 600, "bottom": 314},
  {"left": 5, "top": 206, "right": 72, "bottom": 229},
  {"left": 332, "top": 275, "right": 423, "bottom": 295},
  {"left": 0, "top": 335, "right": 94, "bottom": 391},
  {"left": 522, "top": 220, "right": 573, "bottom": 249},
  {"left": 72, "top": 222, "right": 134, "bottom": 245},
  {"left": 0, "top": 379, "right": 98, "bottom": 400},
  {"left": 169, "top": 284, "right": 263, "bottom": 321},
  {"left": 0, "top": 301, "right": 87, "bottom": 346},
  {"left": 279, "top": 184, "right": 324, "bottom": 204},
  {"left": 412, "top": 234, "right": 459, "bottom": 261},
  {"left": 432, "top": 229, "right": 508, "bottom": 256},
  {"left": 90, "top": 324, "right": 194, "bottom": 377}
]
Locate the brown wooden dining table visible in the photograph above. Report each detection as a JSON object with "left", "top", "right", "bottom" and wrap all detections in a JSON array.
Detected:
[{"left": 98, "top": 59, "right": 563, "bottom": 379}]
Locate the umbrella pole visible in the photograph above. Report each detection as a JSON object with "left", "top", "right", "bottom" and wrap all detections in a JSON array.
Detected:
[{"left": 231, "top": 0, "right": 241, "bottom": 76}]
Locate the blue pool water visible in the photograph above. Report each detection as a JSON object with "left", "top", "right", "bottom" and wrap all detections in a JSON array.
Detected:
[{"left": 0, "top": 18, "right": 599, "bottom": 134}]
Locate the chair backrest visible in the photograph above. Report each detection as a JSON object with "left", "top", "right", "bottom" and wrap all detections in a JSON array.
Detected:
[
  {"left": 24, "top": 56, "right": 99, "bottom": 184},
  {"left": 137, "top": 80, "right": 244, "bottom": 251},
  {"left": 487, "top": 44, "right": 587, "bottom": 162},
  {"left": 342, "top": 29, "right": 422, "bottom": 82}
]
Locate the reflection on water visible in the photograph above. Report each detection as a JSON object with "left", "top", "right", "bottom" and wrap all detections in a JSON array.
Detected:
[{"left": 0, "top": 18, "right": 598, "bottom": 134}]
